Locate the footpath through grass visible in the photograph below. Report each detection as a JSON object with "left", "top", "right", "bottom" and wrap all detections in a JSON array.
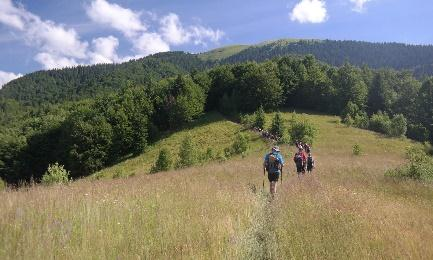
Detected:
[{"left": 1, "top": 111, "right": 433, "bottom": 259}]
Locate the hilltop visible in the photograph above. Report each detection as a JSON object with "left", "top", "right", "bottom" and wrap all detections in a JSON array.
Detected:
[{"left": 1, "top": 111, "right": 432, "bottom": 259}]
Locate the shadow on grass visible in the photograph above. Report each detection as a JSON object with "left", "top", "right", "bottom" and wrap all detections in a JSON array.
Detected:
[{"left": 103, "top": 111, "right": 231, "bottom": 168}]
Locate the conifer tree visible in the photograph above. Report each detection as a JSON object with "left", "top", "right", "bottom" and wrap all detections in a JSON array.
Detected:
[
  {"left": 270, "top": 112, "right": 285, "bottom": 138},
  {"left": 254, "top": 106, "right": 266, "bottom": 129},
  {"left": 151, "top": 148, "right": 172, "bottom": 173}
]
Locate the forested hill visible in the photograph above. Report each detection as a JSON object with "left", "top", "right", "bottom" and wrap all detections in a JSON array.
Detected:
[
  {"left": 4, "top": 38, "right": 433, "bottom": 107},
  {"left": 0, "top": 52, "right": 211, "bottom": 106},
  {"left": 218, "top": 39, "right": 433, "bottom": 72}
]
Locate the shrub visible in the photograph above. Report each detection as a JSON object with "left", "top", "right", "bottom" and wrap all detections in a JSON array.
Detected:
[
  {"left": 289, "top": 117, "right": 317, "bottom": 145},
  {"left": 342, "top": 115, "right": 354, "bottom": 126},
  {"left": 341, "top": 101, "right": 360, "bottom": 120},
  {"left": 253, "top": 106, "right": 266, "bottom": 129},
  {"left": 386, "top": 146, "right": 433, "bottom": 181},
  {"left": 353, "top": 144, "right": 362, "bottom": 155},
  {"left": 176, "top": 135, "right": 197, "bottom": 169},
  {"left": 369, "top": 111, "right": 391, "bottom": 135},
  {"left": 151, "top": 148, "right": 172, "bottom": 173},
  {"left": 41, "top": 163, "right": 70, "bottom": 185},
  {"left": 389, "top": 114, "right": 407, "bottom": 137},
  {"left": 240, "top": 113, "right": 255, "bottom": 128},
  {"left": 407, "top": 123, "right": 429, "bottom": 142},
  {"left": 353, "top": 112, "right": 369, "bottom": 129},
  {"left": 231, "top": 132, "right": 250, "bottom": 156}
]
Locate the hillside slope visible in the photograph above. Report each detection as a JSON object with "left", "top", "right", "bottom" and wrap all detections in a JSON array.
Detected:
[
  {"left": 1, "top": 111, "right": 433, "bottom": 259},
  {"left": 0, "top": 52, "right": 210, "bottom": 105},
  {"left": 198, "top": 45, "right": 250, "bottom": 61}
]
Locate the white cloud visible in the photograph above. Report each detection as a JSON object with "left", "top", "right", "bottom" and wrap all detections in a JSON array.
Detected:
[
  {"left": 0, "top": 0, "right": 25, "bottom": 30},
  {"left": 0, "top": 0, "right": 89, "bottom": 69},
  {"left": 86, "top": 0, "right": 146, "bottom": 37},
  {"left": 34, "top": 53, "right": 79, "bottom": 70},
  {"left": 160, "top": 13, "right": 224, "bottom": 46},
  {"left": 160, "top": 13, "right": 190, "bottom": 45},
  {"left": 189, "top": 25, "right": 224, "bottom": 45},
  {"left": 133, "top": 33, "right": 170, "bottom": 56},
  {"left": 290, "top": 0, "right": 328, "bottom": 24},
  {"left": 0, "top": 70, "right": 23, "bottom": 88},
  {"left": 89, "top": 36, "right": 120, "bottom": 64},
  {"left": 87, "top": 0, "right": 224, "bottom": 56},
  {"left": 25, "top": 18, "right": 89, "bottom": 59},
  {"left": 350, "top": 0, "right": 372, "bottom": 13}
]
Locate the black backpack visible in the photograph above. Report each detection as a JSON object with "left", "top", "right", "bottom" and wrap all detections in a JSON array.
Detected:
[
  {"left": 307, "top": 156, "right": 314, "bottom": 168},
  {"left": 295, "top": 153, "right": 303, "bottom": 167}
]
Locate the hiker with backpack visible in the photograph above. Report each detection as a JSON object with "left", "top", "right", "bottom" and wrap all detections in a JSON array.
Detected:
[
  {"left": 263, "top": 146, "right": 285, "bottom": 197},
  {"left": 293, "top": 147, "right": 307, "bottom": 176},
  {"left": 306, "top": 152, "right": 315, "bottom": 173}
]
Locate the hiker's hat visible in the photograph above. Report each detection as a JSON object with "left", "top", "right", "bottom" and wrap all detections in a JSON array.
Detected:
[{"left": 272, "top": 146, "right": 280, "bottom": 152}]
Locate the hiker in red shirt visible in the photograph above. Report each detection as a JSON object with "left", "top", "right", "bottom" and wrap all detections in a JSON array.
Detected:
[{"left": 293, "top": 147, "right": 307, "bottom": 176}]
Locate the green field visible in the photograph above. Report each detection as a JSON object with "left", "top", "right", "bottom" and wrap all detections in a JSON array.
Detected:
[
  {"left": 198, "top": 45, "right": 251, "bottom": 61},
  {"left": 1, "top": 111, "right": 433, "bottom": 259}
]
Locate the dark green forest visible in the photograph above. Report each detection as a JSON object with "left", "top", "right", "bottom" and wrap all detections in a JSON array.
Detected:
[
  {"left": 2, "top": 40, "right": 433, "bottom": 184},
  {"left": 222, "top": 39, "right": 433, "bottom": 74}
]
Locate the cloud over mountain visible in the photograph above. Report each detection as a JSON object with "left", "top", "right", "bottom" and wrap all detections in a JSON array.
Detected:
[
  {"left": 0, "top": 70, "right": 22, "bottom": 88},
  {"left": 0, "top": 0, "right": 224, "bottom": 71},
  {"left": 290, "top": 0, "right": 328, "bottom": 24}
]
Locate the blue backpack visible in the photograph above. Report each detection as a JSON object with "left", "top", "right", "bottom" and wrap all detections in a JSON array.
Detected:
[{"left": 266, "top": 153, "right": 281, "bottom": 172}]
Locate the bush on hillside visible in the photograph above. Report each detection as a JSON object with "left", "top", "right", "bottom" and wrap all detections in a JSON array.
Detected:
[
  {"left": 289, "top": 116, "right": 317, "bottom": 145},
  {"left": 240, "top": 113, "right": 255, "bottom": 129},
  {"left": 341, "top": 101, "right": 360, "bottom": 123},
  {"left": 41, "top": 163, "right": 70, "bottom": 185},
  {"left": 368, "top": 112, "right": 407, "bottom": 137},
  {"left": 232, "top": 132, "right": 250, "bottom": 155},
  {"left": 353, "top": 144, "right": 362, "bottom": 155},
  {"left": 386, "top": 146, "right": 433, "bottom": 181},
  {"left": 151, "top": 148, "right": 172, "bottom": 173},
  {"left": 176, "top": 135, "right": 197, "bottom": 169},
  {"left": 369, "top": 111, "right": 392, "bottom": 135},
  {"left": 342, "top": 115, "right": 355, "bottom": 127},
  {"left": 223, "top": 132, "right": 250, "bottom": 158}
]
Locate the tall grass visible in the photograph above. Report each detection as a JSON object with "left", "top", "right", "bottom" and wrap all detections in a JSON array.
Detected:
[{"left": 1, "top": 111, "right": 433, "bottom": 259}]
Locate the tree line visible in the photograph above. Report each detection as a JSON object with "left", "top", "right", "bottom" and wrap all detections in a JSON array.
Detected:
[{"left": 2, "top": 54, "right": 433, "bottom": 184}]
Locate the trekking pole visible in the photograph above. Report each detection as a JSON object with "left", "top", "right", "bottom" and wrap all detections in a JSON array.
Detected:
[
  {"left": 262, "top": 167, "right": 265, "bottom": 191},
  {"left": 281, "top": 165, "right": 283, "bottom": 184}
]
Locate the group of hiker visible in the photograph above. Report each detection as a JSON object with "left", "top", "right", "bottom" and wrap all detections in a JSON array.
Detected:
[
  {"left": 252, "top": 127, "right": 281, "bottom": 142},
  {"left": 263, "top": 141, "right": 315, "bottom": 197}
]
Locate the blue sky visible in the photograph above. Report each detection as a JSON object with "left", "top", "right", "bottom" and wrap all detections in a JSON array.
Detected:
[{"left": 0, "top": 0, "right": 432, "bottom": 86}]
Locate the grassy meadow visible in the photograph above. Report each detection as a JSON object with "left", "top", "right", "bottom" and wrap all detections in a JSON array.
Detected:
[{"left": 1, "top": 111, "right": 433, "bottom": 259}]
